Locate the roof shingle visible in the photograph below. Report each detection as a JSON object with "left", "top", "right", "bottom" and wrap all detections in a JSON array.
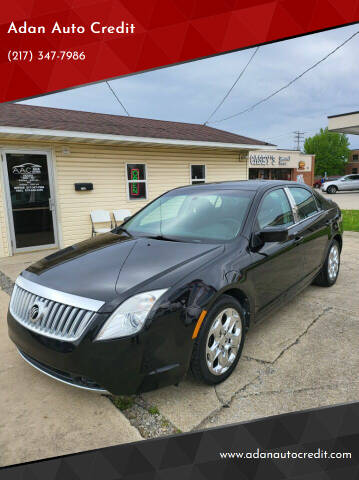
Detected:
[{"left": 0, "top": 104, "right": 273, "bottom": 146}]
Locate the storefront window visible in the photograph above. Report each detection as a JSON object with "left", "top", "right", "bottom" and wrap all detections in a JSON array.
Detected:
[
  {"left": 127, "top": 164, "right": 147, "bottom": 200},
  {"left": 191, "top": 165, "right": 206, "bottom": 184}
]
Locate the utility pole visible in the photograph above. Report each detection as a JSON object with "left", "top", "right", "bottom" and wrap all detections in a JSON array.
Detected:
[{"left": 293, "top": 131, "right": 305, "bottom": 151}]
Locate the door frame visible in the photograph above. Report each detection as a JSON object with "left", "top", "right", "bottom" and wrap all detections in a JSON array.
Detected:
[{"left": 1, "top": 148, "right": 59, "bottom": 254}]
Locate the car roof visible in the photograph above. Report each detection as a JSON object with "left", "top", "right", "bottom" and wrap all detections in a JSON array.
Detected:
[{"left": 170, "top": 180, "right": 308, "bottom": 194}]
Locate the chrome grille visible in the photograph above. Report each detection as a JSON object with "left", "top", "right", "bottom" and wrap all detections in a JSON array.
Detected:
[{"left": 10, "top": 284, "right": 96, "bottom": 342}]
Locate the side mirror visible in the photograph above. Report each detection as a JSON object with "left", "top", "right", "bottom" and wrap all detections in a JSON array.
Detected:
[
  {"left": 251, "top": 226, "right": 289, "bottom": 251},
  {"left": 259, "top": 226, "right": 289, "bottom": 243}
]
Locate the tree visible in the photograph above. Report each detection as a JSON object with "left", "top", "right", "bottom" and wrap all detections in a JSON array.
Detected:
[{"left": 304, "top": 127, "right": 350, "bottom": 176}]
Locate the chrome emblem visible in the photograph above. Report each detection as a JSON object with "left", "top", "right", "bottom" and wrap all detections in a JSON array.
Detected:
[{"left": 29, "top": 302, "right": 46, "bottom": 323}]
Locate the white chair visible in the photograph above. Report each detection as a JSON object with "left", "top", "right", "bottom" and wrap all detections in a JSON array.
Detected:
[
  {"left": 113, "top": 209, "right": 131, "bottom": 227},
  {"left": 90, "top": 210, "right": 113, "bottom": 237}
]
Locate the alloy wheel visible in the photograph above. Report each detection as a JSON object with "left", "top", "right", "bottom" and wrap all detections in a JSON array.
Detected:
[
  {"left": 205, "top": 308, "right": 242, "bottom": 375},
  {"left": 328, "top": 244, "right": 339, "bottom": 281}
]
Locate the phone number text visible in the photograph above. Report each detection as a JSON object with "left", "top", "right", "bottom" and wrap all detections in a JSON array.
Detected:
[{"left": 8, "top": 51, "right": 86, "bottom": 62}]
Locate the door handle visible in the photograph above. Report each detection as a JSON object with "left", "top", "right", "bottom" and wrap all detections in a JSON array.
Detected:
[{"left": 294, "top": 235, "right": 303, "bottom": 243}]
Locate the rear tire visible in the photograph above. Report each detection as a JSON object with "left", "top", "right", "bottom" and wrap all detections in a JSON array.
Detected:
[
  {"left": 190, "top": 295, "right": 246, "bottom": 385},
  {"left": 313, "top": 240, "right": 340, "bottom": 287},
  {"left": 327, "top": 185, "right": 338, "bottom": 194}
]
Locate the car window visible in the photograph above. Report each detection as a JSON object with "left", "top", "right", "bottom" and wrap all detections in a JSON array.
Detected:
[
  {"left": 289, "top": 187, "right": 318, "bottom": 220},
  {"left": 256, "top": 189, "right": 294, "bottom": 230},
  {"left": 139, "top": 195, "right": 186, "bottom": 225},
  {"left": 124, "top": 189, "right": 254, "bottom": 243}
]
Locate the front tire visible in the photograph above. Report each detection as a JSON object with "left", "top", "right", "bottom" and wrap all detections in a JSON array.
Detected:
[
  {"left": 327, "top": 185, "right": 338, "bottom": 194},
  {"left": 313, "top": 240, "right": 340, "bottom": 287},
  {"left": 190, "top": 295, "right": 246, "bottom": 385}
]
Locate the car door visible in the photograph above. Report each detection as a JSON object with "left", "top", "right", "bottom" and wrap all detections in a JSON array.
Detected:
[
  {"left": 287, "top": 186, "right": 329, "bottom": 274},
  {"left": 351, "top": 174, "right": 359, "bottom": 190},
  {"left": 247, "top": 187, "right": 307, "bottom": 315},
  {"left": 339, "top": 175, "right": 356, "bottom": 191}
]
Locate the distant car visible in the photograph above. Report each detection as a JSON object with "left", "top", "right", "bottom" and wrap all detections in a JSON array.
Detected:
[
  {"left": 314, "top": 176, "right": 340, "bottom": 189},
  {"left": 322, "top": 174, "right": 359, "bottom": 194}
]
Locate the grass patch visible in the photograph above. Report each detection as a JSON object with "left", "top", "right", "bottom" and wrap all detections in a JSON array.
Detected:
[
  {"left": 341, "top": 210, "right": 359, "bottom": 232},
  {"left": 111, "top": 395, "right": 135, "bottom": 411},
  {"left": 148, "top": 405, "right": 160, "bottom": 415}
]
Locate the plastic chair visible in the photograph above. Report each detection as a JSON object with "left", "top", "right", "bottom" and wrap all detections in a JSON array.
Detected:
[
  {"left": 90, "top": 210, "right": 113, "bottom": 237},
  {"left": 113, "top": 209, "right": 131, "bottom": 227}
]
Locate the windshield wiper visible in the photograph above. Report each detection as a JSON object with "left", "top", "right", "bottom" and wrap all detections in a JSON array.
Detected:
[
  {"left": 114, "top": 226, "right": 131, "bottom": 236},
  {"left": 145, "top": 234, "right": 180, "bottom": 242}
]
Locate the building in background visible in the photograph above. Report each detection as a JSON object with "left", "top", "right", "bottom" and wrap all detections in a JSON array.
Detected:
[
  {"left": 345, "top": 150, "right": 359, "bottom": 174},
  {"left": 328, "top": 111, "right": 359, "bottom": 174},
  {"left": 0, "top": 104, "right": 275, "bottom": 257},
  {"left": 248, "top": 149, "right": 315, "bottom": 185}
]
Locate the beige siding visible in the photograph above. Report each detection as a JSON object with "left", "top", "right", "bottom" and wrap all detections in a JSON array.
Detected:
[
  {"left": 0, "top": 166, "right": 9, "bottom": 257},
  {"left": 0, "top": 139, "right": 248, "bottom": 255}
]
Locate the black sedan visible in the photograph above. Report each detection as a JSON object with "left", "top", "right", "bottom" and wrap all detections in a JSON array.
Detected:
[{"left": 8, "top": 180, "right": 343, "bottom": 394}]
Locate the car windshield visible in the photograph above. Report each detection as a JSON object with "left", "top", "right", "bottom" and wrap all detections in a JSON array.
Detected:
[{"left": 121, "top": 189, "right": 254, "bottom": 243}]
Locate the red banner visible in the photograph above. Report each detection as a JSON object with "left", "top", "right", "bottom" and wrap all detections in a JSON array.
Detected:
[{"left": 1, "top": 0, "right": 358, "bottom": 103}]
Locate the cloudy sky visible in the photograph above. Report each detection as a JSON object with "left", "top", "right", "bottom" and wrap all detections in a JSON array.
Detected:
[{"left": 21, "top": 23, "right": 359, "bottom": 150}]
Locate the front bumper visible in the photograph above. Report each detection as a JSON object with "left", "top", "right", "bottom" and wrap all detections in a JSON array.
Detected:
[{"left": 8, "top": 307, "right": 191, "bottom": 395}]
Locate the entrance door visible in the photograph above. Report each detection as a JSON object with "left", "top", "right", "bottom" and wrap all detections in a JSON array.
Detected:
[{"left": 3, "top": 151, "right": 58, "bottom": 252}]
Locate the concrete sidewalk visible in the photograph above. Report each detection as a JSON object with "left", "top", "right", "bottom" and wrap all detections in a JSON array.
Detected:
[{"left": 0, "top": 233, "right": 358, "bottom": 466}]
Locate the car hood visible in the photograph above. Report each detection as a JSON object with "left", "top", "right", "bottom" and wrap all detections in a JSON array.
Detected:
[{"left": 22, "top": 232, "right": 222, "bottom": 311}]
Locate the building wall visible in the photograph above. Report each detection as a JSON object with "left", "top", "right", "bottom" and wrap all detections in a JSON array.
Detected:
[
  {"left": 345, "top": 149, "right": 359, "bottom": 174},
  {"left": 292, "top": 155, "right": 315, "bottom": 186},
  {"left": 0, "top": 139, "right": 248, "bottom": 255}
]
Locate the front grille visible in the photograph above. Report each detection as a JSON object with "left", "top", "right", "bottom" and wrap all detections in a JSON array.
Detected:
[{"left": 10, "top": 284, "right": 95, "bottom": 342}]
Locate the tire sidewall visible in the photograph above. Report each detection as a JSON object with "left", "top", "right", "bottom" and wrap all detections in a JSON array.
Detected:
[
  {"left": 328, "top": 186, "right": 337, "bottom": 194},
  {"left": 194, "top": 296, "right": 246, "bottom": 384}
]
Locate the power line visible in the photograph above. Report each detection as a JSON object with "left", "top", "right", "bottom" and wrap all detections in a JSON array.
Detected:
[
  {"left": 106, "top": 81, "right": 130, "bottom": 116},
  {"left": 203, "top": 47, "right": 260, "bottom": 125},
  {"left": 209, "top": 29, "right": 359, "bottom": 125},
  {"left": 293, "top": 130, "right": 305, "bottom": 150}
]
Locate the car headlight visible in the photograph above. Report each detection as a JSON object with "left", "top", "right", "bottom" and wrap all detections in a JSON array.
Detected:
[{"left": 95, "top": 289, "right": 168, "bottom": 340}]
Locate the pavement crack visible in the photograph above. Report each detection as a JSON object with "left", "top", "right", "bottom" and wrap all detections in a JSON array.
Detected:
[
  {"left": 227, "top": 380, "right": 359, "bottom": 400},
  {"left": 242, "top": 355, "right": 272, "bottom": 365},
  {"left": 271, "top": 306, "right": 333, "bottom": 364},
  {"left": 193, "top": 306, "right": 334, "bottom": 430}
]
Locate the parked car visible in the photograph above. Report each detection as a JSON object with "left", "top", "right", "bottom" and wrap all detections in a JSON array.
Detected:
[
  {"left": 313, "top": 176, "right": 341, "bottom": 188},
  {"left": 8, "top": 180, "right": 343, "bottom": 395},
  {"left": 322, "top": 174, "right": 359, "bottom": 194}
]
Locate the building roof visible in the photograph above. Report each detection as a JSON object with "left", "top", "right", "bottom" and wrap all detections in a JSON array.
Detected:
[
  {"left": 328, "top": 111, "right": 359, "bottom": 118},
  {"left": 0, "top": 104, "right": 273, "bottom": 147}
]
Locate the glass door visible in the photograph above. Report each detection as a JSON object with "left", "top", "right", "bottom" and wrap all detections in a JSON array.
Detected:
[{"left": 3, "top": 152, "right": 58, "bottom": 251}]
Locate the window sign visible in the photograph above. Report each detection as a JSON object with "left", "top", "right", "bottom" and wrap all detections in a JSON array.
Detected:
[
  {"left": 127, "top": 164, "right": 147, "bottom": 199},
  {"left": 12, "top": 162, "right": 45, "bottom": 194}
]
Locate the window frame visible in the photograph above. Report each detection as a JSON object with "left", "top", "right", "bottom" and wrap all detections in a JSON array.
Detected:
[
  {"left": 190, "top": 164, "right": 206, "bottom": 184},
  {"left": 285, "top": 186, "right": 319, "bottom": 223},
  {"left": 253, "top": 187, "right": 295, "bottom": 232},
  {"left": 126, "top": 163, "right": 148, "bottom": 201}
]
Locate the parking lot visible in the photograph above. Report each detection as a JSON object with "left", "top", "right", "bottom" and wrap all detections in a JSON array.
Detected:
[
  {"left": 0, "top": 232, "right": 358, "bottom": 467},
  {"left": 319, "top": 189, "right": 359, "bottom": 209}
]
